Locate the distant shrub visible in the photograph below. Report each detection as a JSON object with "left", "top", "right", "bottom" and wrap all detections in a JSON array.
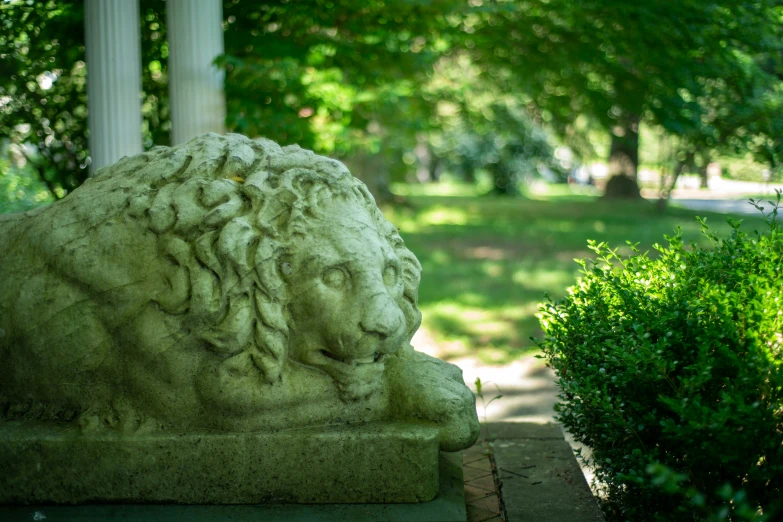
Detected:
[
  {"left": 537, "top": 195, "right": 783, "bottom": 521},
  {"left": 721, "top": 154, "right": 782, "bottom": 183}
]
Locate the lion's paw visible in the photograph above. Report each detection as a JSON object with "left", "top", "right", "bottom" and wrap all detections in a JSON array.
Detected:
[{"left": 386, "top": 348, "right": 480, "bottom": 451}]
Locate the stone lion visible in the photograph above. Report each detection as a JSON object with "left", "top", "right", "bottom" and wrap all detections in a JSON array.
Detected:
[{"left": 0, "top": 133, "right": 479, "bottom": 451}]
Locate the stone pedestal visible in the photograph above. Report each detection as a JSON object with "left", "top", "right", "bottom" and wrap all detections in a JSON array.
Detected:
[
  {"left": 167, "top": 0, "right": 227, "bottom": 145},
  {"left": 0, "top": 452, "right": 466, "bottom": 522},
  {"left": 0, "top": 134, "right": 480, "bottom": 509},
  {"left": 84, "top": 0, "right": 143, "bottom": 173},
  {"left": 0, "top": 420, "right": 440, "bottom": 504}
]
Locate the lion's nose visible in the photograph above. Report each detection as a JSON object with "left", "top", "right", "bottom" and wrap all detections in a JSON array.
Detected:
[{"left": 360, "top": 294, "right": 403, "bottom": 341}]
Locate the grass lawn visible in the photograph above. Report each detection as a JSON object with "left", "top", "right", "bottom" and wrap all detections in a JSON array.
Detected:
[{"left": 383, "top": 183, "right": 769, "bottom": 365}]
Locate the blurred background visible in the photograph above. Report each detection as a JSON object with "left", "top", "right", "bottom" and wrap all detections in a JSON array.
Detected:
[{"left": 2, "top": 0, "right": 782, "bottom": 422}]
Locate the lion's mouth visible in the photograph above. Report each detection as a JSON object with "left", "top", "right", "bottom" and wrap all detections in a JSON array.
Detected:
[
  {"left": 319, "top": 350, "right": 384, "bottom": 366},
  {"left": 310, "top": 349, "right": 388, "bottom": 401}
]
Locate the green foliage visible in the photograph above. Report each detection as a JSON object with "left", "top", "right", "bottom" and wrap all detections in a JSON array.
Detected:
[
  {"left": 220, "top": 0, "right": 459, "bottom": 159},
  {"left": 139, "top": 0, "right": 170, "bottom": 148},
  {"left": 3, "top": 0, "right": 781, "bottom": 203},
  {"left": 468, "top": 0, "right": 783, "bottom": 178},
  {"left": 474, "top": 377, "right": 503, "bottom": 420},
  {"left": 0, "top": 0, "right": 169, "bottom": 199},
  {"left": 422, "top": 52, "right": 565, "bottom": 195},
  {"left": 0, "top": 0, "right": 89, "bottom": 197},
  {"left": 437, "top": 104, "right": 560, "bottom": 195},
  {"left": 538, "top": 195, "right": 783, "bottom": 520},
  {"left": 0, "top": 154, "right": 53, "bottom": 213}
]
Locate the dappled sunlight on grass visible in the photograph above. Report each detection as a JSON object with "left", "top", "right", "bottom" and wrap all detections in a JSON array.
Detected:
[
  {"left": 511, "top": 267, "right": 575, "bottom": 292},
  {"left": 421, "top": 300, "right": 542, "bottom": 364},
  {"left": 592, "top": 220, "right": 607, "bottom": 233},
  {"left": 417, "top": 207, "right": 469, "bottom": 226},
  {"left": 391, "top": 180, "right": 484, "bottom": 198},
  {"left": 528, "top": 182, "right": 599, "bottom": 201},
  {"left": 382, "top": 188, "right": 767, "bottom": 364},
  {"left": 392, "top": 206, "right": 473, "bottom": 234}
]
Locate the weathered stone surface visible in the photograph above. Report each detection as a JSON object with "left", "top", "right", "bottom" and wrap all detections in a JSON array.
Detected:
[
  {"left": 0, "top": 453, "right": 465, "bottom": 521},
  {"left": 0, "top": 420, "right": 439, "bottom": 504},
  {"left": 491, "top": 423, "right": 604, "bottom": 521},
  {"left": 0, "top": 133, "right": 479, "bottom": 504}
]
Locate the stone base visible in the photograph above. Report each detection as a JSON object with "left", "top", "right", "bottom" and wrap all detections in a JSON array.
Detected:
[
  {"left": 0, "top": 452, "right": 465, "bottom": 522},
  {"left": 0, "top": 420, "right": 440, "bottom": 504}
]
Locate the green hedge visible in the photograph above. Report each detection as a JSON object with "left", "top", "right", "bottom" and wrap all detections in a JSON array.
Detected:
[{"left": 538, "top": 197, "right": 783, "bottom": 521}]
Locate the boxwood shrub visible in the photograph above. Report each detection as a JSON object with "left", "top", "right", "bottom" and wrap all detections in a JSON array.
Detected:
[{"left": 538, "top": 198, "right": 783, "bottom": 521}]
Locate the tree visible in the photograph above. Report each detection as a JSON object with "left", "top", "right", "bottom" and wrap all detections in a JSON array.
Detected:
[
  {"left": 219, "top": 0, "right": 464, "bottom": 198},
  {"left": 467, "top": 0, "right": 783, "bottom": 197},
  {"left": 426, "top": 53, "right": 561, "bottom": 195}
]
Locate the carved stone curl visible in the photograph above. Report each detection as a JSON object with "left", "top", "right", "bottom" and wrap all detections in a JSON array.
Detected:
[{"left": 0, "top": 133, "right": 479, "bottom": 452}]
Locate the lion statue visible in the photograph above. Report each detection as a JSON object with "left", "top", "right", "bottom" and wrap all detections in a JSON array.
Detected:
[{"left": 0, "top": 133, "right": 479, "bottom": 451}]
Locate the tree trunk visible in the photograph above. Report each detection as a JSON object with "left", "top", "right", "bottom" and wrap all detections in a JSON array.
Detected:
[
  {"left": 656, "top": 166, "right": 682, "bottom": 213},
  {"left": 463, "top": 166, "right": 476, "bottom": 184},
  {"left": 603, "top": 116, "right": 641, "bottom": 199},
  {"left": 697, "top": 152, "right": 710, "bottom": 189},
  {"left": 680, "top": 151, "right": 695, "bottom": 176},
  {"left": 429, "top": 148, "right": 442, "bottom": 183},
  {"left": 488, "top": 164, "right": 523, "bottom": 196},
  {"left": 414, "top": 138, "right": 431, "bottom": 182}
]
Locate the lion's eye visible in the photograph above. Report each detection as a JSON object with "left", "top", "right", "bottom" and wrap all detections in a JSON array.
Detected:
[
  {"left": 322, "top": 267, "right": 348, "bottom": 288},
  {"left": 383, "top": 264, "right": 399, "bottom": 287}
]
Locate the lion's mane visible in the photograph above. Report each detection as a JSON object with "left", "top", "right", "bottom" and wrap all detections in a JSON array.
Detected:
[{"left": 0, "top": 133, "right": 421, "bottom": 425}]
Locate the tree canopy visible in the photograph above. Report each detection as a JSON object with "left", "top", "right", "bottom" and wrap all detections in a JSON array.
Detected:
[
  {"left": 467, "top": 0, "right": 783, "bottom": 193},
  {"left": 1, "top": 0, "right": 782, "bottom": 201}
]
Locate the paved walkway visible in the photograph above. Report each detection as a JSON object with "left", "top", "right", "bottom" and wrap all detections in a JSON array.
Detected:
[
  {"left": 669, "top": 198, "right": 763, "bottom": 215},
  {"left": 463, "top": 424, "right": 604, "bottom": 522},
  {"left": 644, "top": 182, "right": 781, "bottom": 216},
  {"left": 463, "top": 444, "right": 504, "bottom": 522}
]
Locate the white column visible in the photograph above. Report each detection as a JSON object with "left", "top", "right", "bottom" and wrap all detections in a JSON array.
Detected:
[
  {"left": 84, "top": 0, "right": 143, "bottom": 174},
  {"left": 167, "top": 0, "right": 226, "bottom": 145}
]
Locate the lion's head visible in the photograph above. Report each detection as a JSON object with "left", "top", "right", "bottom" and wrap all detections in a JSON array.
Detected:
[
  {"left": 283, "top": 193, "right": 412, "bottom": 400},
  {"left": 132, "top": 134, "right": 422, "bottom": 405}
]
